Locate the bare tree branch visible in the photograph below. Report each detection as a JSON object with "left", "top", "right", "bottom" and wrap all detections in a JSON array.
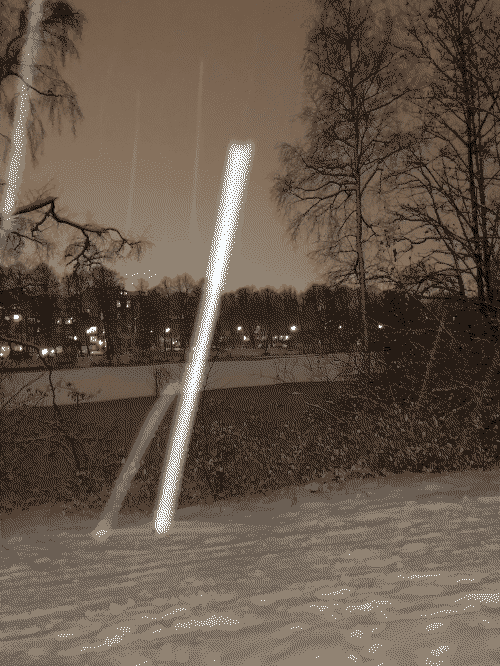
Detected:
[{"left": 0, "top": 189, "right": 153, "bottom": 272}]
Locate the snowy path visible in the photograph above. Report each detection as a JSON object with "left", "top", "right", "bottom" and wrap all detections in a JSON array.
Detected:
[{"left": 1, "top": 466, "right": 500, "bottom": 666}]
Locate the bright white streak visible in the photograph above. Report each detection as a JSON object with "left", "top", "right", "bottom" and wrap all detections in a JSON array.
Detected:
[
  {"left": 124, "top": 89, "right": 140, "bottom": 236},
  {"left": 0, "top": 0, "right": 44, "bottom": 241},
  {"left": 189, "top": 60, "right": 204, "bottom": 244},
  {"left": 91, "top": 380, "right": 182, "bottom": 542},
  {"left": 155, "top": 141, "right": 254, "bottom": 535}
]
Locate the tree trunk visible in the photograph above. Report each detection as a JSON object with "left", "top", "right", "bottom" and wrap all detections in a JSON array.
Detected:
[
  {"left": 412, "top": 309, "right": 446, "bottom": 416},
  {"left": 355, "top": 170, "right": 370, "bottom": 376}
]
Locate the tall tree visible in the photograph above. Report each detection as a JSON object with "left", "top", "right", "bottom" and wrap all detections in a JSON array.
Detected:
[
  {"left": 170, "top": 273, "right": 197, "bottom": 351},
  {"left": 61, "top": 267, "right": 92, "bottom": 360},
  {"left": 235, "top": 285, "right": 260, "bottom": 348},
  {"left": 269, "top": 0, "right": 419, "bottom": 373},
  {"left": 258, "top": 287, "right": 279, "bottom": 354},
  {"left": 132, "top": 277, "right": 151, "bottom": 352},
  {"left": 0, "top": 0, "right": 87, "bottom": 167},
  {"left": 377, "top": 0, "right": 500, "bottom": 338},
  {"left": 89, "top": 264, "right": 123, "bottom": 361},
  {"left": 0, "top": 2, "right": 151, "bottom": 277},
  {"left": 371, "top": 0, "right": 500, "bottom": 429},
  {"left": 183, "top": 278, "right": 204, "bottom": 350},
  {"left": 28, "top": 261, "right": 62, "bottom": 349},
  {"left": 278, "top": 285, "right": 300, "bottom": 347}
]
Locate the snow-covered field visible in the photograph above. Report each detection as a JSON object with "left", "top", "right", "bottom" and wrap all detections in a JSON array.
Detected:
[
  {"left": 1, "top": 465, "right": 500, "bottom": 665},
  {"left": 0, "top": 353, "right": 385, "bottom": 406}
]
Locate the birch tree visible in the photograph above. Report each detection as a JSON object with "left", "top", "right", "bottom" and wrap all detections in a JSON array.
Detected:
[
  {"left": 377, "top": 0, "right": 500, "bottom": 336},
  {"left": 269, "top": 0, "right": 419, "bottom": 374},
  {"left": 375, "top": 0, "right": 500, "bottom": 431}
]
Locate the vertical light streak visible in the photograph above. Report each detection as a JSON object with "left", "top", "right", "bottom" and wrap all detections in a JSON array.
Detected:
[
  {"left": 91, "top": 141, "right": 254, "bottom": 543},
  {"left": 189, "top": 60, "right": 204, "bottom": 245},
  {"left": 0, "top": 0, "right": 44, "bottom": 241},
  {"left": 155, "top": 141, "right": 254, "bottom": 535},
  {"left": 124, "top": 89, "right": 140, "bottom": 236}
]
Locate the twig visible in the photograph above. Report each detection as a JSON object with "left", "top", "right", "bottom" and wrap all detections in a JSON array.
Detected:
[{"left": 304, "top": 402, "right": 336, "bottom": 419}]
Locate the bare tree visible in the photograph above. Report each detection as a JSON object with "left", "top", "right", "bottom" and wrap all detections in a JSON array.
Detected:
[
  {"left": 88, "top": 264, "right": 124, "bottom": 362},
  {"left": 0, "top": 2, "right": 152, "bottom": 273},
  {"left": 269, "top": 0, "right": 419, "bottom": 373},
  {"left": 0, "top": 189, "right": 152, "bottom": 273},
  {"left": 0, "top": 2, "right": 153, "bottom": 504},
  {"left": 369, "top": 0, "right": 500, "bottom": 436},
  {"left": 0, "top": 0, "right": 87, "bottom": 167},
  {"left": 376, "top": 0, "right": 500, "bottom": 333}
]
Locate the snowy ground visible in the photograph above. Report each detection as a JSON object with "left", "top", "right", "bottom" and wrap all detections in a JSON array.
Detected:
[{"left": 1, "top": 465, "right": 500, "bottom": 666}]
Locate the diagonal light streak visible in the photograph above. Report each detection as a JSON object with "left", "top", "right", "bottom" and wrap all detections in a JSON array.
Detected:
[
  {"left": 124, "top": 88, "right": 141, "bottom": 236},
  {"left": 91, "top": 380, "right": 183, "bottom": 542},
  {"left": 91, "top": 141, "right": 254, "bottom": 542},
  {"left": 0, "top": 0, "right": 44, "bottom": 244},
  {"left": 154, "top": 141, "right": 254, "bottom": 535}
]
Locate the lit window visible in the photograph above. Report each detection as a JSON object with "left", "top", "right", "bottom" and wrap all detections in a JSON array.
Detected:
[
  {"left": 117, "top": 301, "right": 121, "bottom": 307},
  {"left": 126, "top": 301, "right": 131, "bottom": 308}
]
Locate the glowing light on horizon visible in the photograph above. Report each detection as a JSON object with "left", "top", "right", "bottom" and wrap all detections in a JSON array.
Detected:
[{"left": 0, "top": 0, "right": 44, "bottom": 243}]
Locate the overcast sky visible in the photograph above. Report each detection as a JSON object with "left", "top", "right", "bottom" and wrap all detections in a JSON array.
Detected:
[{"left": 13, "top": 0, "right": 336, "bottom": 294}]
